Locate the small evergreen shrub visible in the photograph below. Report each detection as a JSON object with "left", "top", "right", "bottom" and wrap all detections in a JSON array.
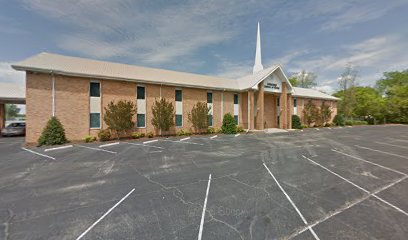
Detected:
[
  {"left": 147, "top": 132, "right": 154, "bottom": 138},
  {"left": 38, "top": 117, "right": 68, "bottom": 146},
  {"left": 216, "top": 128, "right": 222, "bottom": 133},
  {"left": 291, "top": 115, "right": 302, "bottom": 129},
  {"left": 237, "top": 126, "right": 245, "bottom": 133},
  {"left": 98, "top": 129, "right": 111, "bottom": 141},
  {"left": 345, "top": 120, "right": 353, "bottom": 126},
  {"left": 333, "top": 115, "right": 345, "bottom": 126},
  {"left": 176, "top": 129, "right": 186, "bottom": 136},
  {"left": 221, "top": 113, "right": 237, "bottom": 134},
  {"left": 301, "top": 124, "right": 308, "bottom": 129},
  {"left": 188, "top": 102, "right": 210, "bottom": 133},
  {"left": 207, "top": 127, "right": 216, "bottom": 134},
  {"left": 84, "top": 135, "right": 96, "bottom": 143},
  {"left": 184, "top": 130, "right": 192, "bottom": 136},
  {"left": 131, "top": 132, "right": 144, "bottom": 139}
]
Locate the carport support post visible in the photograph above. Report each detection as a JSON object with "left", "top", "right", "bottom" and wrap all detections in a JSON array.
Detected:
[{"left": 0, "top": 103, "right": 5, "bottom": 129}]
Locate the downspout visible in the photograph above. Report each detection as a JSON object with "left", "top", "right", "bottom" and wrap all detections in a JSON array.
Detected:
[
  {"left": 221, "top": 90, "right": 224, "bottom": 118},
  {"left": 247, "top": 90, "right": 250, "bottom": 130}
]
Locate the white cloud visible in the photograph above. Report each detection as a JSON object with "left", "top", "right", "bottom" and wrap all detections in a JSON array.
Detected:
[
  {"left": 0, "top": 62, "right": 25, "bottom": 85},
  {"left": 22, "top": 0, "right": 269, "bottom": 65}
]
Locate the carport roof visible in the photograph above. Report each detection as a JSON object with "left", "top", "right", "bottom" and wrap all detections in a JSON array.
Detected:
[{"left": 0, "top": 82, "right": 25, "bottom": 104}]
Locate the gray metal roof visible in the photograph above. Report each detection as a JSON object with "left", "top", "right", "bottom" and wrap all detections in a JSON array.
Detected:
[
  {"left": 0, "top": 82, "right": 25, "bottom": 104},
  {"left": 292, "top": 87, "right": 339, "bottom": 100}
]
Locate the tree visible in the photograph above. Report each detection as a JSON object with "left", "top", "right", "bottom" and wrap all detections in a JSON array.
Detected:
[
  {"left": 319, "top": 101, "right": 332, "bottom": 126},
  {"left": 337, "top": 63, "right": 358, "bottom": 119},
  {"left": 188, "top": 102, "right": 211, "bottom": 133},
  {"left": 151, "top": 98, "right": 175, "bottom": 135},
  {"left": 291, "top": 115, "right": 302, "bottom": 129},
  {"left": 290, "top": 70, "right": 318, "bottom": 88},
  {"left": 38, "top": 117, "right": 67, "bottom": 146},
  {"left": 6, "top": 104, "right": 20, "bottom": 118},
  {"left": 376, "top": 70, "right": 408, "bottom": 123},
  {"left": 103, "top": 100, "right": 136, "bottom": 139},
  {"left": 303, "top": 100, "right": 319, "bottom": 127}
]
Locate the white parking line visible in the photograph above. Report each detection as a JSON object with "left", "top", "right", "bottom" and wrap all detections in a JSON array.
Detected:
[
  {"left": 99, "top": 142, "right": 120, "bottom": 148},
  {"left": 21, "top": 147, "right": 56, "bottom": 160},
  {"left": 76, "top": 188, "right": 135, "bottom": 240},
  {"left": 302, "top": 155, "right": 408, "bottom": 217},
  {"left": 210, "top": 135, "right": 218, "bottom": 139},
  {"left": 288, "top": 175, "right": 407, "bottom": 239},
  {"left": 180, "top": 137, "right": 191, "bottom": 141},
  {"left": 327, "top": 127, "right": 332, "bottom": 129},
  {"left": 198, "top": 174, "right": 212, "bottom": 240},
  {"left": 44, "top": 145, "right": 73, "bottom": 152},
  {"left": 374, "top": 141, "right": 408, "bottom": 149},
  {"left": 263, "top": 163, "right": 320, "bottom": 240},
  {"left": 127, "top": 142, "right": 164, "bottom": 149},
  {"left": 387, "top": 138, "right": 408, "bottom": 143},
  {"left": 143, "top": 139, "right": 158, "bottom": 144},
  {"left": 149, "top": 150, "right": 163, "bottom": 153},
  {"left": 77, "top": 145, "right": 117, "bottom": 154},
  {"left": 162, "top": 139, "right": 204, "bottom": 145},
  {"left": 355, "top": 145, "right": 408, "bottom": 160},
  {"left": 235, "top": 133, "right": 240, "bottom": 137},
  {"left": 315, "top": 128, "right": 320, "bottom": 131},
  {"left": 331, "top": 149, "right": 406, "bottom": 176}
]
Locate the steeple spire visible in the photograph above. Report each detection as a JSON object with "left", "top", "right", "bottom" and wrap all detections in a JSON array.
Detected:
[{"left": 253, "top": 22, "right": 264, "bottom": 74}]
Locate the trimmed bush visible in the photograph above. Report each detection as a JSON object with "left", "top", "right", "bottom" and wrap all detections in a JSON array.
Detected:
[
  {"left": 147, "top": 132, "right": 154, "bottom": 138},
  {"left": 333, "top": 115, "right": 345, "bottom": 126},
  {"left": 98, "top": 130, "right": 111, "bottom": 141},
  {"left": 84, "top": 135, "right": 96, "bottom": 143},
  {"left": 237, "top": 126, "right": 245, "bottom": 133},
  {"left": 207, "top": 127, "right": 216, "bottom": 134},
  {"left": 176, "top": 129, "right": 186, "bottom": 136},
  {"left": 346, "top": 120, "right": 368, "bottom": 126},
  {"left": 38, "top": 117, "right": 68, "bottom": 146},
  {"left": 103, "top": 100, "right": 136, "bottom": 139},
  {"left": 324, "top": 122, "right": 332, "bottom": 127},
  {"left": 131, "top": 132, "right": 144, "bottom": 139},
  {"left": 291, "top": 115, "right": 302, "bottom": 129},
  {"left": 301, "top": 124, "right": 308, "bottom": 129},
  {"left": 221, "top": 113, "right": 237, "bottom": 134},
  {"left": 151, "top": 98, "right": 175, "bottom": 135},
  {"left": 188, "top": 102, "right": 210, "bottom": 133}
]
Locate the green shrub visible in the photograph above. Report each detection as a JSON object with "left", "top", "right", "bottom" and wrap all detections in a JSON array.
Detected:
[
  {"left": 140, "top": 133, "right": 145, "bottom": 138},
  {"left": 151, "top": 98, "right": 175, "bottom": 136},
  {"left": 207, "top": 127, "right": 216, "bottom": 134},
  {"left": 38, "top": 117, "right": 68, "bottom": 146},
  {"left": 176, "top": 129, "right": 186, "bottom": 136},
  {"left": 221, "top": 113, "right": 237, "bottom": 134},
  {"left": 184, "top": 130, "right": 192, "bottom": 136},
  {"left": 301, "top": 124, "right": 308, "bottom": 129},
  {"left": 98, "top": 130, "right": 111, "bottom": 141},
  {"left": 216, "top": 128, "right": 222, "bottom": 133},
  {"left": 345, "top": 120, "right": 353, "bottom": 126},
  {"left": 131, "top": 132, "right": 144, "bottom": 139},
  {"left": 103, "top": 100, "right": 136, "bottom": 139},
  {"left": 237, "top": 126, "right": 245, "bottom": 133},
  {"left": 324, "top": 123, "right": 332, "bottom": 127},
  {"left": 147, "top": 132, "right": 154, "bottom": 138},
  {"left": 346, "top": 120, "right": 368, "bottom": 126},
  {"left": 84, "top": 135, "right": 96, "bottom": 143},
  {"left": 333, "top": 115, "right": 345, "bottom": 126},
  {"left": 291, "top": 115, "right": 302, "bottom": 129}
]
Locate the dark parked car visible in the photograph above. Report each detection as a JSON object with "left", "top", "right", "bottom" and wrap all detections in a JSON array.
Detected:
[{"left": 1, "top": 122, "right": 26, "bottom": 137}]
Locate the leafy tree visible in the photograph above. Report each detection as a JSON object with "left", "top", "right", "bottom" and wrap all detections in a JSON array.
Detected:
[
  {"left": 333, "top": 115, "right": 345, "bottom": 126},
  {"left": 188, "top": 101, "right": 211, "bottom": 133},
  {"left": 319, "top": 101, "right": 332, "bottom": 126},
  {"left": 221, "top": 113, "right": 237, "bottom": 134},
  {"left": 337, "top": 63, "right": 358, "bottom": 119},
  {"left": 38, "top": 116, "right": 67, "bottom": 146},
  {"left": 5, "top": 104, "right": 20, "bottom": 118},
  {"left": 291, "top": 115, "right": 302, "bottom": 129},
  {"left": 302, "top": 100, "right": 319, "bottom": 127},
  {"left": 290, "top": 70, "right": 318, "bottom": 88},
  {"left": 103, "top": 100, "right": 136, "bottom": 139},
  {"left": 376, "top": 70, "right": 408, "bottom": 123},
  {"left": 151, "top": 98, "right": 175, "bottom": 135}
]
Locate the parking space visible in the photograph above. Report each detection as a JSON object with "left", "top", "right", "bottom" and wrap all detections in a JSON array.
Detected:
[{"left": 0, "top": 126, "right": 407, "bottom": 239}]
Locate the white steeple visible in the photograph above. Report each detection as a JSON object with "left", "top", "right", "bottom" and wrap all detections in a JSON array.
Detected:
[{"left": 253, "top": 22, "right": 264, "bottom": 74}]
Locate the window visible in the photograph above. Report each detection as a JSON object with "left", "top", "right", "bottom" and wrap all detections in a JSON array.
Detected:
[
  {"left": 90, "top": 82, "right": 100, "bottom": 97},
  {"left": 176, "top": 114, "right": 183, "bottom": 127},
  {"left": 234, "top": 94, "right": 239, "bottom": 104},
  {"left": 234, "top": 115, "right": 239, "bottom": 125},
  {"left": 277, "top": 97, "right": 280, "bottom": 106},
  {"left": 207, "top": 92, "right": 213, "bottom": 103},
  {"left": 208, "top": 115, "right": 213, "bottom": 127},
  {"left": 294, "top": 98, "right": 297, "bottom": 107},
  {"left": 137, "top": 86, "right": 145, "bottom": 99},
  {"left": 137, "top": 114, "right": 146, "bottom": 128},
  {"left": 90, "top": 113, "right": 100, "bottom": 128},
  {"left": 175, "top": 89, "right": 182, "bottom": 102}
]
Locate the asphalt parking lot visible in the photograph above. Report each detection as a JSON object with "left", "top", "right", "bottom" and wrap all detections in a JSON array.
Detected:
[{"left": 0, "top": 125, "right": 407, "bottom": 240}]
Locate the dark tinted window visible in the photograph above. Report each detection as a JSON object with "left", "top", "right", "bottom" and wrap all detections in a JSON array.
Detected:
[
  {"left": 234, "top": 94, "right": 239, "bottom": 104},
  {"left": 137, "top": 114, "right": 145, "bottom": 127},
  {"left": 234, "top": 115, "right": 238, "bottom": 124},
  {"left": 208, "top": 115, "right": 213, "bottom": 126},
  {"left": 90, "top": 82, "right": 100, "bottom": 97},
  {"left": 207, "top": 92, "right": 212, "bottom": 103},
  {"left": 137, "top": 86, "right": 145, "bottom": 99},
  {"left": 294, "top": 98, "right": 297, "bottom": 107},
  {"left": 175, "top": 90, "right": 182, "bottom": 102},
  {"left": 175, "top": 114, "right": 182, "bottom": 127},
  {"left": 90, "top": 113, "right": 100, "bottom": 128}
]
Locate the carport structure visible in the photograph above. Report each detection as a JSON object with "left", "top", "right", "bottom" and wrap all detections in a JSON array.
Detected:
[{"left": 0, "top": 82, "right": 25, "bottom": 129}]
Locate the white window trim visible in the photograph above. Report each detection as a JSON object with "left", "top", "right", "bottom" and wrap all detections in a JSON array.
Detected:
[
  {"left": 234, "top": 93, "right": 239, "bottom": 125},
  {"left": 90, "top": 80, "right": 101, "bottom": 129},
  {"left": 207, "top": 91, "right": 213, "bottom": 127},
  {"left": 136, "top": 85, "right": 146, "bottom": 128}
]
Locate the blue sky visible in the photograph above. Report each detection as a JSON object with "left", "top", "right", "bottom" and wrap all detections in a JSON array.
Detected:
[{"left": 1, "top": 0, "right": 408, "bottom": 94}]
